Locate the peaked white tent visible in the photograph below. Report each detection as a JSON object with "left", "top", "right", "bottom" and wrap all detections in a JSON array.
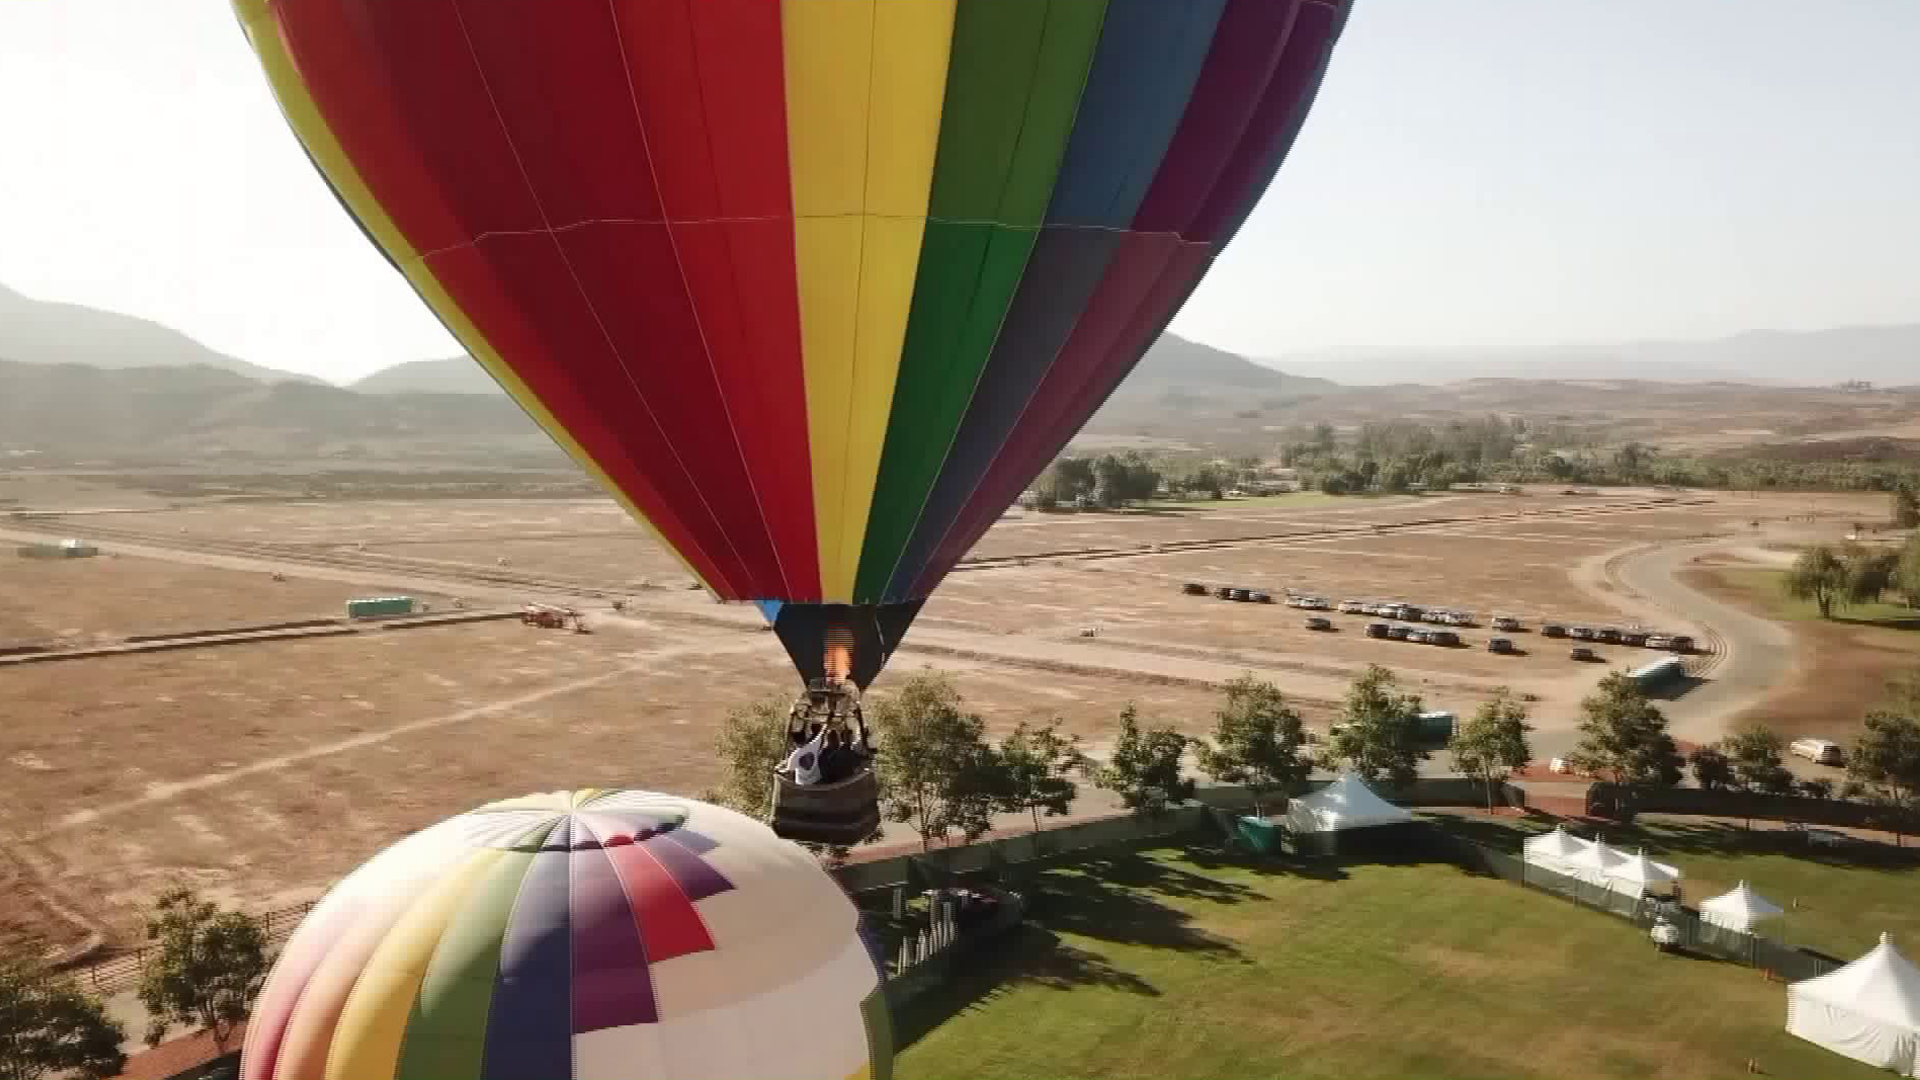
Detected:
[
  {"left": 1561, "top": 838, "right": 1629, "bottom": 889},
  {"left": 1282, "top": 773, "right": 1413, "bottom": 834},
  {"left": 1606, "top": 848, "right": 1681, "bottom": 898},
  {"left": 1786, "top": 933, "right": 1920, "bottom": 1076},
  {"left": 1700, "top": 881, "right": 1784, "bottom": 932},
  {"left": 1522, "top": 826, "right": 1591, "bottom": 876}
]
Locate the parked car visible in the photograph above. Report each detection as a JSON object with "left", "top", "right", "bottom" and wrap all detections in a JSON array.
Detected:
[
  {"left": 1250, "top": 591, "right": 1272, "bottom": 604},
  {"left": 1228, "top": 588, "right": 1250, "bottom": 602},
  {"left": 1215, "top": 586, "right": 1234, "bottom": 599},
  {"left": 1569, "top": 626, "right": 1595, "bottom": 641},
  {"left": 1569, "top": 646, "right": 1598, "bottom": 661},
  {"left": 1339, "top": 599, "right": 1367, "bottom": 614},
  {"left": 1406, "top": 629, "right": 1431, "bottom": 643},
  {"left": 1397, "top": 605, "right": 1425, "bottom": 621},
  {"left": 1669, "top": 634, "right": 1696, "bottom": 653},
  {"left": 1182, "top": 582, "right": 1209, "bottom": 596},
  {"left": 1424, "top": 610, "right": 1451, "bottom": 624},
  {"left": 1426, "top": 629, "right": 1461, "bottom": 646},
  {"left": 1365, "top": 622, "right": 1390, "bottom": 639},
  {"left": 1790, "top": 738, "right": 1845, "bottom": 766},
  {"left": 1542, "top": 623, "right": 1568, "bottom": 638},
  {"left": 1491, "top": 616, "right": 1522, "bottom": 632},
  {"left": 1488, "top": 637, "right": 1515, "bottom": 654},
  {"left": 1595, "top": 628, "right": 1622, "bottom": 644},
  {"left": 1304, "top": 616, "right": 1334, "bottom": 631},
  {"left": 1619, "top": 630, "right": 1649, "bottom": 647},
  {"left": 1387, "top": 626, "right": 1413, "bottom": 641}
]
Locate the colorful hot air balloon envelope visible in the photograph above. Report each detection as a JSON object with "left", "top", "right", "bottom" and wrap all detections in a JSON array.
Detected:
[
  {"left": 232, "top": 0, "right": 1351, "bottom": 687},
  {"left": 240, "top": 790, "right": 891, "bottom": 1080}
]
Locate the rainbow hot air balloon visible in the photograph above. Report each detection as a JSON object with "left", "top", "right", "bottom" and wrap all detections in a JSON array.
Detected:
[
  {"left": 240, "top": 790, "right": 892, "bottom": 1080},
  {"left": 232, "top": 0, "right": 1352, "bottom": 692}
]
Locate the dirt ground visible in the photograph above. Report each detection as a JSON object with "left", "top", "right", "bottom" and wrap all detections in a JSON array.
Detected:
[
  {"left": 1684, "top": 564, "right": 1920, "bottom": 743},
  {"left": 0, "top": 486, "right": 1894, "bottom": 953},
  {"left": 0, "top": 554, "right": 451, "bottom": 645}
]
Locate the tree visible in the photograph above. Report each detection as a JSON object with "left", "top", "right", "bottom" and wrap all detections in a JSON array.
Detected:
[
  {"left": 0, "top": 956, "right": 126, "bottom": 1080},
  {"left": 137, "top": 887, "right": 268, "bottom": 1055},
  {"left": 1896, "top": 534, "right": 1920, "bottom": 607},
  {"left": 1784, "top": 545, "right": 1848, "bottom": 618},
  {"left": 1799, "top": 777, "right": 1836, "bottom": 801},
  {"left": 703, "top": 695, "right": 791, "bottom": 820},
  {"left": 1847, "top": 709, "right": 1920, "bottom": 846},
  {"left": 1892, "top": 484, "right": 1919, "bottom": 529},
  {"left": 1197, "top": 676, "right": 1312, "bottom": 816},
  {"left": 1323, "top": 665, "right": 1430, "bottom": 791},
  {"left": 1719, "top": 723, "right": 1796, "bottom": 829},
  {"left": 1565, "top": 673, "right": 1684, "bottom": 815},
  {"left": 1449, "top": 688, "right": 1534, "bottom": 809},
  {"left": 1843, "top": 544, "right": 1899, "bottom": 607},
  {"left": 996, "top": 718, "right": 1089, "bottom": 837},
  {"left": 1687, "top": 745, "right": 1734, "bottom": 792},
  {"left": 871, "top": 670, "right": 1003, "bottom": 851},
  {"left": 1096, "top": 704, "right": 1194, "bottom": 819}
]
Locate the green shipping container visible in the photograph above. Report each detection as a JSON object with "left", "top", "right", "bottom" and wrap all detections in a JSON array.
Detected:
[{"left": 346, "top": 596, "right": 415, "bottom": 618}]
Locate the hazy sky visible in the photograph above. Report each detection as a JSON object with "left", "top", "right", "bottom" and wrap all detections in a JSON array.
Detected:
[{"left": 2, "top": 1, "right": 1916, "bottom": 383}]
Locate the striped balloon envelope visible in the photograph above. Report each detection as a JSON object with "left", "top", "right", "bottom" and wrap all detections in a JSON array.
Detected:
[
  {"left": 240, "top": 791, "right": 891, "bottom": 1080},
  {"left": 233, "top": 0, "right": 1351, "bottom": 686}
]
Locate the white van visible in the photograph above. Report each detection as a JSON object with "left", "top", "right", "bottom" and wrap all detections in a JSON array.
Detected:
[{"left": 1790, "top": 738, "right": 1844, "bottom": 766}]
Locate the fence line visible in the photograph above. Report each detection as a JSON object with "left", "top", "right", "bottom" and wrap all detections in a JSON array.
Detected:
[
  {"left": 68, "top": 901, "right": 317, "bottom": 995},
  {"left": 1432, "top": 832, "right": 1842, "bottom": 982}
]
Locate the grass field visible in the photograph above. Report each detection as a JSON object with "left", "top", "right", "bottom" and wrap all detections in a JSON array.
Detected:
[
  {"left": 893, "top": 843, "right": 1887, "bottom": 1080},
  {"left": 1704, "top": 566, "right": 1920, "bottom": 628},
  {"left": 1427, "top": 813, "right": 1920, "bottom": 960}
]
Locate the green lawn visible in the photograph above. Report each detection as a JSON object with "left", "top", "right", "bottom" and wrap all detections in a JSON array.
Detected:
[
  {"left": 1425, "top": 813, "right": 1920, "bottom": 961},
  {"left": 1704, "top": 566, "right": 1920, "bottom": 628},
  {"left": 894, "top": 842, "right": 1893, "bottom": 1080}
]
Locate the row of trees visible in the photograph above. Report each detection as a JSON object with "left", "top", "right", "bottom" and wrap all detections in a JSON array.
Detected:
[
  {"left": 1267, "top": 416, "right": 1920, "bottom": 497},
  {"left": 1034, "top": 453, "right": 1167, "bottom": 509},
  {"left": 2, "top": 888, "right": 268, "bottom": 1080},
  {"left": 1784, "top": 534, "right": 1920, "bottom": 617},
  {"left": 1571, "top": 669, "right": 1920, "bottom": 842},
  {"left": 708, "top": 666, "right": 1542, "bottom": 857}
]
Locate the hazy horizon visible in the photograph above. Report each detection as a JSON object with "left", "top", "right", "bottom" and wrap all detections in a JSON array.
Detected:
[{"left": 3, "top": 1, "right": 1916, "bottom": 382}]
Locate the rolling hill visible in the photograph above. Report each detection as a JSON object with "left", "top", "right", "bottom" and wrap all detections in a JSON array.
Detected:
[
  {"left": 0, "top": 282, "right": 321, "bottom": 385},
  {"left": 1271, "top": 323, "right": 1920, "bottom": 387},
  {"left": 351, "top": 356, "right": 500, "bottom": 395}
]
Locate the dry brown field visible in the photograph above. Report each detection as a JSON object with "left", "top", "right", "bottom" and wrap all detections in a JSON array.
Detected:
[{"left": 0, "top": 486, "right": 1893, "bottom": 956}]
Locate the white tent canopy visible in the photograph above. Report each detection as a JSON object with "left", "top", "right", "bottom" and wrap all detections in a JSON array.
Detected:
[
  {"left": 1282, "top": 774, "right": 1413, "bottom": 834},
  {"left": 1700, "top": 881, "right": 1784, "bottom": 932},
  {"left": 1560, "top": 838, "right": 1629, "bottom": 888},
  {"left": 1607, "top": 848, "right": 1681, "bottom": 897},
  {"left": 1521, "top": 826, "right": 1591, "bottom": 877},
  {"left": 1787, "top": 933, "right": 1920, "bottom": 1076}
]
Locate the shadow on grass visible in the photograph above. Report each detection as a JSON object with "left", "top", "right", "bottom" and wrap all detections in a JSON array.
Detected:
[
  {"left": 1831, "top": 615, "right": 1920, "bottom": 632},
  {"left": 889, "top": 924, "right": 1161, "bottom": 1050}
]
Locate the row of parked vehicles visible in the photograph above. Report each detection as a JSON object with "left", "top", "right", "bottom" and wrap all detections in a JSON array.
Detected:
[
  {"left": 1179, "top": 582, "right": 1698, "bottom": 658},
  {"left": 1539, "top": 623, "right": 1695, "bottom": 652}
]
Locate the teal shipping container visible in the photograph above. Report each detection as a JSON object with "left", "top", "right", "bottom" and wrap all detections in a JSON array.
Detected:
[
  {"left": 346, "top": 596, "right": 415, "bottom": 618},
  {"left": 1236, "top": 816, "right": 1284, "bottom": 855}
]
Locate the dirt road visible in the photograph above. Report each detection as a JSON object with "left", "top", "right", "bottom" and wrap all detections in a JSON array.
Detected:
[{"left": 1590, "top": 536, "right": 1797, "bottom": 747}]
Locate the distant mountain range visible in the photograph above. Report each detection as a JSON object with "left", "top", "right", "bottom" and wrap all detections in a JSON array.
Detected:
[
  {"left": 0, "top": 282, "right": 322, "bottom": 386},
  {"left": 1271, "top": 323, "right": 1920, "bottom": 388}
]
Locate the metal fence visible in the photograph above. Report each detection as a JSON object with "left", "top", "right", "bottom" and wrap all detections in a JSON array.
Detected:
[
  {"left": 1440, "top": 834, "right": 1842, "bottom": 982},
  {"left": 66, "top": 901, "right": 316, "bottom": 995}
]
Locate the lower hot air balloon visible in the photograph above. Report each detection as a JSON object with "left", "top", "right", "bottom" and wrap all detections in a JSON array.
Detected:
[
  {"left": 233, "top": 0, "right": 1351, "bottom": 842},
  {"left": 240, "top": 790, "right": 892, "bottom": 1080}
]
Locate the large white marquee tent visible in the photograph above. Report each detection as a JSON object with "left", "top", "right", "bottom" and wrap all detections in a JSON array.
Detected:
[
  {"left": 1700, "top": 881, "right": 1784, "bottom": 933},
  {"left": 1786, "top": 933, "right": 1920, "bottom": 1076},
  {"left": 1522, "top": 830, "right": 1680, "bottom": 897},
  {"left": 1282, "top": 773, "right": 1413, "bottom": 834}
]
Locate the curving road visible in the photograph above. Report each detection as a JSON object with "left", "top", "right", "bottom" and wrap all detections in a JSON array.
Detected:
[{"left": 1595, "top": 536, "right": 1798, "bottom": 747}]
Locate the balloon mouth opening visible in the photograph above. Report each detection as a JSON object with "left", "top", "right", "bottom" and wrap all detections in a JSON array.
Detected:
[{"left": 824, "top": 628, "right": 855, "bottom": 682}]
